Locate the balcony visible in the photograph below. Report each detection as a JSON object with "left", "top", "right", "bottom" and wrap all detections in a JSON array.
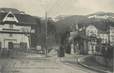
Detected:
[
  {"left": 2, "top": 28, "right": 20, "bottom": 31},
  {"left": 0, "top": 28, "right": 35, "bottom": 34}
]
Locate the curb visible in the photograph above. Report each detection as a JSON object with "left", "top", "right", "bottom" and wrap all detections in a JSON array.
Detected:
[{"left": 77, "top": 56, "right": 112, "bottom": 73}]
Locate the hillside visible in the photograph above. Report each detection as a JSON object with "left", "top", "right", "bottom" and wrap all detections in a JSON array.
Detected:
[{"left": 55, "top": 12, "right": 114, "bottom": 34}]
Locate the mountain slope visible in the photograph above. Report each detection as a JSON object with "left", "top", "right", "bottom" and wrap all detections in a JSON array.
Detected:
[{"left": 55, "top": 12, "right": 114, "bottom": 33}]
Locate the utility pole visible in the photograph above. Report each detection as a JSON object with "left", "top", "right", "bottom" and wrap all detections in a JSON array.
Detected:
[
  {"left": 106, "top": 20, "right": 110, "bottom": 46},
  {"left": 108, "top": 21, "right": 110, "bottom": 45},
  {"left": 45, "top": 11, "right": 48, "bottom": 57}
]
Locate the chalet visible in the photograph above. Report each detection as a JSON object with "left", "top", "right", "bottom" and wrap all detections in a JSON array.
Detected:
[{"left": 0, "top": 8, "right": 37, "bottom": 50}]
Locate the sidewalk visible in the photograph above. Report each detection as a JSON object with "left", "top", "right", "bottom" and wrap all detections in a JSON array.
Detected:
[
  {"left": 59, "top": 54, "right": 100, "bottom": 73},
  {"left": 60, "top": 54, "right": 113, "bottom": 73},
  {"left": 78, "top": 55, "right": 113, "bottom": 73}
]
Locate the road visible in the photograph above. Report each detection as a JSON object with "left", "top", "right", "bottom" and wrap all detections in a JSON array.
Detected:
[{"left": 0, "top": 53, "right": 99, "bottom": 73}]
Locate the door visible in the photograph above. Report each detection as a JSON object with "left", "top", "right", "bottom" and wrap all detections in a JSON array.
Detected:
[
  {"left": 8, "top": 42, "right": 13, "bottom": 49},
  {"left": 4, "top": 39, "right": 16, "bottom": 49},
  {"left": 20, "top": 42, "right": 27, "bottom": 49}
]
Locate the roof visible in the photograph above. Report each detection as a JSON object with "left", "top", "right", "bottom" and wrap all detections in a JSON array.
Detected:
[
  {"left": 0, "top": 8, "right": 22, "bottom": 14},
  {"left": 0, "top": 12, "right": 37, "bottom": 25}
]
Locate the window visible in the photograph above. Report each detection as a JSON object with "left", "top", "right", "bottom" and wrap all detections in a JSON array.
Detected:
[
  {"left": 8, "top": 14, "right": 14, "bottom": 17},
  {"left": 8, "top": 42, "right": 13, "bottom": 49},
  {"left": 9, "top": 34, "right": 13, "bottom": 37},
  {"left": 20, "top": 42, "right": 27, "bottom": 49},
  {"left": 112, "top": 37, "right": 114, "bottom": 40},
  {"left": 9, "top": 24, "right": 13, "bottom": 29}
]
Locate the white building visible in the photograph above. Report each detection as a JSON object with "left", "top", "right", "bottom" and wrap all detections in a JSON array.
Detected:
[
  {"left": 85, "top": 23, "right": 114, "bottom": 54},
  {"left": 86, "top": 25, "right": 98, "bottom": 54},
  {"left": 86, "top": 25, "right": 98, "bottom": 36},
  {"left": 110, "top": 26, "right": 114, "bottom": 46},
  {"left": 0, "top": 9, "right": 36, "bottom": 50},
  {"left": 98, "top": 33, "right": 108, "bottom": 44}
]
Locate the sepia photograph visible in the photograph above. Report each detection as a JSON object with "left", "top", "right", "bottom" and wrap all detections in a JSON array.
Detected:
[{"left": 0, "top": 0, "right": 113, "bottom": 73}]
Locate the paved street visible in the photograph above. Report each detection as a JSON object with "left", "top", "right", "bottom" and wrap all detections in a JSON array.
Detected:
[{"left": 0, "top": 53, "right": 99, "bottom": 73}]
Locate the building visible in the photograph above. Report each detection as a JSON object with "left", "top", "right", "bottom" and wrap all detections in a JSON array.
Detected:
[
  {"left": 0, "top": 8, "right": 37, "bottom": 50},
  {"left": 85, "top": 21, "right": 114, "bottom": 54},
  {"left": 69, "top": 20, "right": 114, "bottom": 55},
  {"left": 86, "top": 25, "right": 98, "bottom": 54},
  {"left": 110, "top": 26, "right": 114, "bottom": 46},
  {"left": 69, "top": 24, "right": 88, "bottom": 54},
  {"left": 68, "top": 20, "right": 114, "bottom": 55}
]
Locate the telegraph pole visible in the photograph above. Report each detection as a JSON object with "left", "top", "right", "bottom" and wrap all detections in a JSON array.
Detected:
[
  {"left": 108, "top": 21, "right": 110, "bottom": 45},
  {"left": 106, "top": 20, "right": 110, "bottom": 45},
  {"left": 45, "top": 11, "right": 48, "bottom": 57}
]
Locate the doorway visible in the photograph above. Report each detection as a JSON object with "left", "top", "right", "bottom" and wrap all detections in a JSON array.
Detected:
[
  {"left": 4, "top": 39, "right": 17, "bottom": 49},
  {"left": 8, "top": 42, "right": 13, "bottom": 49}
]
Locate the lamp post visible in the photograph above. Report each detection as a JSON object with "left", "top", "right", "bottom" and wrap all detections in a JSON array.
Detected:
[{"left": 107, "top": 20, "right": 110, "bottom": 45}]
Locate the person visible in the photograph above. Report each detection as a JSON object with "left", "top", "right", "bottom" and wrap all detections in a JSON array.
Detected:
[
  {"left": 101, "top": 46, "right": 109, "bottom": 67},
  {"left": 59, "top": 45, "right": 65, "bottom": 57}
]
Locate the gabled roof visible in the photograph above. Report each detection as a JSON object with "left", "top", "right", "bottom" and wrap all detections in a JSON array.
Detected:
[
  {"left": 0, "top": 12, "right": 37, "bottom": 25},
  {"left": 3, "top": 11, "right": 19, "bottom": 23}
]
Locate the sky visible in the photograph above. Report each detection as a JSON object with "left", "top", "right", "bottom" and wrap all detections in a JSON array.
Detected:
[{"left": 0, "top": 0, "right": 113, "bottom": 17}]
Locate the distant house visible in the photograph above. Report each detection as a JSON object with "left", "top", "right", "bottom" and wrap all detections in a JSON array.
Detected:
[
  {"left": 85, "top": 21, "right": 114, "bottom": 54},
  {"left": 86, "top": 25, "right": 98, "bottom": 54},
  {"left": 110, "top": 26, "right": 114, "bottom": 46},
  {"left": 95, "top": 21, "right": 114, "bottom": 46},
  {"left": 0, "top": 8, "right": 37, "bottom": 50},
  {"left": 86, "top": 25, "right": 98, "bottom": 36}
]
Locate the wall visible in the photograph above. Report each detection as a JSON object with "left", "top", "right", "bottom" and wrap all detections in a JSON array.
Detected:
[
  {"left": 0, "top": 33, "right": 30, "bottom": 49},
  {"left": 110, "top": 26, "right": 114, "bottom": 46},
  {"left": 0, "top": 24, "right": 31, "bottom": 33},
  {"left": 99, "top": 34, "right": 108, "bottom": 43}
]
